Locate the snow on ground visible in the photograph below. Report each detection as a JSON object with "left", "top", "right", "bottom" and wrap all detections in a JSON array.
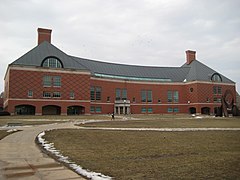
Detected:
[
  {"left": 6, "top": 129, "right": 18, "bottom": 133},
  {"left": 78, "top": 127, "right": 240, "bottom": 131},
  {"left": 37, "top": 131, "right": 112, "bottom": 180}
]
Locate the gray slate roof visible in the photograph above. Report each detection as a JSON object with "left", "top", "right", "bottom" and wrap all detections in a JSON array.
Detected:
[
  {"left": 182, "top": 60, "right": 234, "bottom": 83},
  {"left": 11, "top": 41, "right": 86, "bottom": 70},
  {"left": 71, "top": 56, "right": 190, "bottom": 82},
  {"left": 11, "top": 41, "right": 234, "bottom": 84}
]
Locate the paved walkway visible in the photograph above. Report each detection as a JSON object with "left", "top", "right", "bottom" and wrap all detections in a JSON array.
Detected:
[{"left": 0, "top": 122, "right": 85, "bottom": 180}]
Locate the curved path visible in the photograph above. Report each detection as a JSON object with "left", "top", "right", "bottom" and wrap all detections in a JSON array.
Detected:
[{"left": 0, "top": 122, "right": 85, "bottom": 180}]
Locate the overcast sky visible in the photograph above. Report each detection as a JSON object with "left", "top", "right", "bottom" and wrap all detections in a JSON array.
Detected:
[{"left": 0, "top": 0, "right": 240, "bottom": 92}]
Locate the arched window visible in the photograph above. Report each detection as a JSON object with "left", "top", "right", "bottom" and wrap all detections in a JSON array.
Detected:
[
  {"left": 211, "top": 73, "right": 222, "bottom": 82},
  {"left": 42, "top": 57, "right": 63, "bottom": 68}
]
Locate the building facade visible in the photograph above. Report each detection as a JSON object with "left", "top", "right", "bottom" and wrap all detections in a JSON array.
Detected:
[{"left": 3, "top": 28, "right": 236, "bottom": 115}]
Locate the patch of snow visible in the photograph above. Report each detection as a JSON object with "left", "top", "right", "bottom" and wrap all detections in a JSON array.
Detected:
[
  {"left": 37, "top": 131, "right": 112, "bottom": 180},
  {"left": 195, "top": 116, "right": 203, "bottom": 119},
  {"left": 78, "top": 127, "right": 240, "bottom": 132},
  {"left": 6, "top": 129, "right": 18, "bottom": 133}
]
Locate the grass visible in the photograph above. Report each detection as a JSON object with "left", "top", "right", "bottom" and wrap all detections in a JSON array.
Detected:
[
  {"left": 81, "top": 116, "right": 240, "bottom": 128},
  {"left": 0, "top": 114, "right": 112, "bottom": 126},
  {"left": 43, "top": 116, "right": 240, "bottom": 179},
  {"left": 0, "top": 130, "right": 12, "bottom": 140}
]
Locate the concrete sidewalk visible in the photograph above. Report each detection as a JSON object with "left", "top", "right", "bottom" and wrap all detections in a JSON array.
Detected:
[{"left": 0, "top": 123, "right": 85, "bottom": 180}]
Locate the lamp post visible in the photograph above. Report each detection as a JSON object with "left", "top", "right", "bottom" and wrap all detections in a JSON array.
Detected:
[{"left": 123, "top": 99, "right": 126, "bottom": 115}]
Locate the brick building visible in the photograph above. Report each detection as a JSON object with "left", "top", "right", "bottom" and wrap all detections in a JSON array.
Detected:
[{"left": 3, "top": 28, "right": 236, "bottom": 115}]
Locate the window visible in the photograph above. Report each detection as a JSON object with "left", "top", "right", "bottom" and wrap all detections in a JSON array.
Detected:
[
  {"left": 53, "top": 92, "right": 61, "bottom": 98},
  {"left": 141, "top": 90, "right": 146, "bottom": 102},
  {"left": 213, "top": 86, "right": 222, "bottom": 95},
  {"left": 147, "top": 90, "right": 152, "bottom": 102},
  {"left": 141, "top": 107, "right": 147, "bottom": 113},
  {"left": 107, "top": 96, "right": 110, "bottom": 102},
  {"left": 158, "top": 99, "right": 161, "bottom": 103},
  {"left": 190, "top": 88, "right": 193, "bottom": 92},
  {"left": 116, "top": 89, "right": 121, "bottom": 100},
  {"left": 122, "top": 89, "right": 127, "bottom": 100},
  {"left": 173, "top": 108, "right": 179, "bottom": 113},
  {"left": 43, "top": 92, "right": 51, "bottom": 98},
  {"left": 42, "top": 57, "right": 62, "bottom": 68},
  {"left": 168, "top": 107, "right": 173, "bottom": 113},
  {"left": 96, "top": 87, "right": 101, "bottom": 101},
  {"left": 115, "top": 88, "right": 127, "bottom": 100},
  {"left": 132, "top": 97, "right": 136, "bottom": 103},
  {"left": 90, "top": 87, "right": 95, "bottom": 101},
  {"left": 167, "top": 91, "right": 172, "bottom": 103},
  {"left": 148, "top": 107, "right": 153, "bottom": 113},
  {"left": 70, "top": 91, "right": 75, "bottom": 99},
  {"left": 90, "top": 86, "right": 102, "bottom": 101},
  {"left": 217, "top": 87, "right": 222, "bottom": 94},
  {"left": 28, "top": 90, "right": 33, "bottom": 97},
  {"left": 211, "top": 73, "right": 222, "bottom": 82},
  {"left": 141, "top": 90, "right": 152, "bottom": 103},
  {"left": 90, "top": 106, "right": 95, "bottom": 113},
  {"left": 168, "top": 91, "right": 179, "bottom": 103},
  {"left": 43, "top": 76, "right": 51, "bottom": 86},
  {"left": 43, "top": 76, "right": 61, "bottom": 87},
  {"left": 214, "top": 97, "right": 221, "bottom": 103},
  {"left": 173, "top": 91, "right": 179, "bottom": 103},
  {"left": 53, "top": 76, "right": 61, "bottom": 87},
  {"left": 95, "top": 107, "right": 102, "bottom": 113}
]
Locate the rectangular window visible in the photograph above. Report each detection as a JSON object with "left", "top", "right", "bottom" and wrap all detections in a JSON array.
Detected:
[
  {"left": 173, "top": 91, "right": 179, "bottom": 103},
  {"left": 141, "top": 107, "right": 147, "bottom": 113},
  {"left": 116, "top": 88, "right": 121, "bottom": 100},
  {"left": 147, "top": 90, "right": 152, "bottom": 102},
  {"left": 115, "top": 88, "right": 127, "bottom": 100},
  {"left": 90, "top": 106, "right": 95, "bottom": 113},
  {"left": 96, "top": 87, "right": 102, "bottom": 100},
  {"left": 43, "top": 91, "right": 51, "bottom": 98},
  {"left": 53, "top": 76, "right": 61, "bottom": 87},
  {"left": 70, "top": 91, "right": 75, "bottom": 99},
  {"left": 167, "top": 107, "right": 173, "bottom": 113},
  {"left": 148, "top": 107, "right": 153, "bottom": 113},
  {"left": 43, "top": 76, "right": 51, "bottom": 87},
  {"left": 214, "top": 97, "right": 221, "bottom": 103},
  {"left": 167, "top": 91, "right": 172, "bottom": 103},
  {"left": 122, "top": 89, "right": 127, "bottom": 100},
  {"left": 141, "top": 90, "right": 147, "bottom": 102},
  {"left": 217, "top": 87, "right": 222, "bottom": 94},
  {"left": 173, "top": 108, "right": 179, "bottom": 113},
  {"left": 95, "top": 107, "right": 102, "bottom": 113},
  {"left": 213, "top": 86, "right": 217, "bottom": 94},
  {"left": 28, "top": 90, "right": 33, "bottom": 97},
  {"left": 53, "top": 92, "right": 61, "bottom": 98},
  {"left": 107, "top": 96, "right": 110, "bottom": 102},
  {"left": 132, "top": 97, "right": 136, "bottom": 103},
  {"left": 90, "top": 87, "right": 95, "bottom": 101}
]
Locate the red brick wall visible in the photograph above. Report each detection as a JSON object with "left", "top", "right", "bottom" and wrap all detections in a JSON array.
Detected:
[
  {"left": 6, "top": 67, "right": 236, "bottom": 115},
  {"left": 7, "top": 68, "right": 91, "bottom": 114},
  {"left": 9, "top": 69, "right": 90, "bottom": 100},
  {"left": 90, "top": 79, "right": 190, "bottom": 114}
]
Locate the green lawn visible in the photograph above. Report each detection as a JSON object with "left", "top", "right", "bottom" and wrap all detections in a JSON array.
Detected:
[{"left": 43, "top": 116, "right": 240, "bottom": 179}]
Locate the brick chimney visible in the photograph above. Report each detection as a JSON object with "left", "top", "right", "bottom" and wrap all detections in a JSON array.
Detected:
[
  {"left": 186, "top": 50, "right": 196, "bottom": 65},
  {"left": 37, "top": 28, "right": 52, "bottom": 45}
]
